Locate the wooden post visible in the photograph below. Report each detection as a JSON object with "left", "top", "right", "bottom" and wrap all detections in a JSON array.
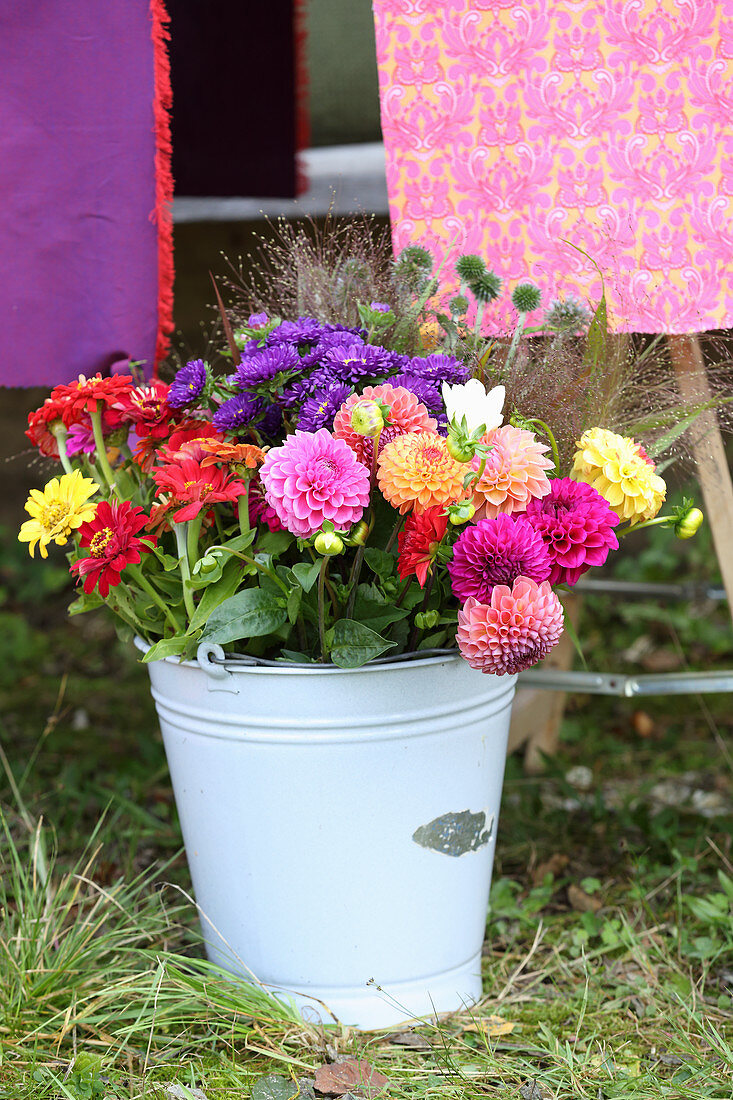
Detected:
[{"left": 668, "top": 334, "right": 733, "bottom": 623}]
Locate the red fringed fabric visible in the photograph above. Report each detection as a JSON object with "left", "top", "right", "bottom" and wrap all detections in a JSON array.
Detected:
[{"left": 151, "top": 0, "right": 175, "bottom": 369}]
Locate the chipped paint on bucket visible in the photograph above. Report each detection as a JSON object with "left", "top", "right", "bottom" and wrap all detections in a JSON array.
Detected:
[{"left": 136, "top": 639, "right": 516, "bottom": 1030}]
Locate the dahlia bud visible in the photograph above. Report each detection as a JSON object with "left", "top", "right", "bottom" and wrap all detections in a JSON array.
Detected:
[
  {"left": 349, "top": 520, "right": 370, "bottom": 546},
  {"left": 415, "top": 609, "right": 440, "bottom": 630},
  {"left": 314, "top": 530, "right": 344, "bottom": 556},
  {"left": 446, "top": 435, "right": 477, "bottom": 463},
  {"left": 351, "top": 400, "right": 385, "bottom": 438},
  {"left": 512, "top": 283, "right": 542, "bottom": 313},
  {"left": 675, "top": 506, "right": 704, "bottom": 539},
  {"left": 448, "top": 500, "right": 475, "bottom": 525}
]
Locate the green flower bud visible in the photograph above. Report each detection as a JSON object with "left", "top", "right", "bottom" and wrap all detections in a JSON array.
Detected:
[
  {"left": 351, "top": 399, "right": 385, "bottom": 438},
  {"left": 415, "top": 609, "right": 440, "bottom": 630},
  {"left": 314, "top": 530, "right": 344, "bottom": 556},
  {"left": 349, "top": 520, "right": 370, "bottom": 546},
  {"left": 512, "top": 282, "right": 542, "bottom": 313},
  {"left": 449, "top": 294, "right": 469, "bottom": 316},
  {"left": 469, "top": 271, "right": 502, "bottom": 303},
  {"left": 455, "top": 254, "right": 487, "bottom": 282},
  {"left": 193, "top": 553, "right": 221, "bottom": 576},
  {"left": 446, "top": 434, "right": 477, "bottom": 463},
  {"left": 675, "top": 507, "right": 704, "bottom": 539},
  {"left": 448, "top": 500, "right": 475, "bottom": 525}
]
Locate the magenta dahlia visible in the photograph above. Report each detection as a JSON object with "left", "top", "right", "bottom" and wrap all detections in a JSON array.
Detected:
[
  {"left": 448, "top": 514, "right": 552, "bottom": 604},
  {"left": 259, "top": 428, "right": 371, "bottom": 537},
  {"left": 457, "top": 579, "right": 565, "bottom": 676},
  {"left": 524, "top": 477, "right": 620, "bottom": 586}
]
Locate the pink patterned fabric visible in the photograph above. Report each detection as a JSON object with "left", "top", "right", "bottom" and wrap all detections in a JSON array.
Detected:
[{"left": 372, "top": 1, "right": 733, "bottom": 334}]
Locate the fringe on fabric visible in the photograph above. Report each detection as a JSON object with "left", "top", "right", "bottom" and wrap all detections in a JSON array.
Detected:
[
  {"left": 150, "top": 0, "right": 175, "bottom": 371},
  {"left": 293, "top": 0, "right": 310, "bottom": 196}
]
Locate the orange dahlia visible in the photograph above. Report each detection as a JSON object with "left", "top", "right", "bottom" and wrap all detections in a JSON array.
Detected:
[
  {"left": 377, "top": 431, "right": 467, "bottom": 514},
  {"left": 471, "top": 425, "right": 553, "bottom": 520}
]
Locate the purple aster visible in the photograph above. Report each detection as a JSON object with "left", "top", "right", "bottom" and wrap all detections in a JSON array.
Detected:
[
  {"left": 389, "top": 372, "right": 442, "bottom": 412},
  {"left": 322, "top": 342, "right": 393, "bottom": 382},
  {"left": 370, "top": 301, "right": 392, "bottom": 313},
  {"left": 212, "top": 392, "right": 264, "bottom": 433},
  {"left": 297, "top": 381, "right": 354, "bottom": 432},
  {"left": 167, "top": 358, "right": 208, "bottom": 409},
  {"left": 234, "top": 345, "right": 301, "bottom": 389},
  {"left": 260, "top": 403, "right": 284, "bottom": 438},
  {"left": 248, "top": 312, "right": 269, "bottom": 328},
  {"left": 524, "top": 477, "right": 620, "bottom": 586},
  {"left": 448, "top": 514, "right": 552, "bottom": 604},
  {"left": 300, "top": 329, "right": 366, "bottom": 371},
  {"left": 266, "top": 317, "right": 323, "bottom": 348},
  {"left": 407, "top": 353, "right": 471, "bottom": 385}
]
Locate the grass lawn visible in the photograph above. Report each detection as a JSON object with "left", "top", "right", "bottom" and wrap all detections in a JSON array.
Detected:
[{"left": 1, "top": 508, "right": 731, "bottom": 1100}]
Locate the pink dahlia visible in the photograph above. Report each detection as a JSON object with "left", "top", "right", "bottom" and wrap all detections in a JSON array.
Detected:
[
  {"left": 457, "top": 580, "right": 565, "bottom": 676},
  {"left": 333, "top": 384, "right": 437, "bottom": 466},
  {"left": 260, "top": 428, "right": 370, "bottom": 537},
  {"left": 472, "top": 425, "right": 553, "bottom": 520},
  {"left": 248, "top": 475, "right": 284, "bottom": 532},
  {"left": 524, "top": 477, "right": 620, "bottom": 586},
  {"left": 448, "top": 514, "right": 552, "bottom": 603}
]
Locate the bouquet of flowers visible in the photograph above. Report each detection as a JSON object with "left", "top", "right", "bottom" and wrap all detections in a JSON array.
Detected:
[{"left": 20, "top": 242, "right": 702, "bottom": 673}]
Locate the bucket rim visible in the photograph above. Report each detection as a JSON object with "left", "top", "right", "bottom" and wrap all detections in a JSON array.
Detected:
[{"left": 132, "top": 636, "right": 492, "bottom": 678}]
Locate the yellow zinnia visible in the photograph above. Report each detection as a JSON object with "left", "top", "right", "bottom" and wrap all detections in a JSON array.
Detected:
[
  {"left": 19, "top": 470, "right": 99, "bottom": 558},
  {"left": 570, "top": 427, "right": 666, "bottom": 524}
]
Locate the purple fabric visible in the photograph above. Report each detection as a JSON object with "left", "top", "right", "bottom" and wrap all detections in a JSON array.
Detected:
[{"left": 0, "top": 2, "right": 159, "bottom": 386}]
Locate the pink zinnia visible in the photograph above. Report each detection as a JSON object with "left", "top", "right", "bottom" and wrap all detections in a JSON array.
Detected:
[
  {"left": 260, "top": 428, "right": 370, "bottom": 537},
  {"left": 472, "top": 425, "right": 553, "bottom": 519},
  {"left": 333, "top": 383, "right": 437, "bottom": 466},
  {"left": 524, "top": 477, "right": 620, "bottom": 586},
  {"left": 457, "top": 580, "right": 565, "bottom": 676},
  {"left": 448, "top": 514, "right": 552, "bottom": 603}
]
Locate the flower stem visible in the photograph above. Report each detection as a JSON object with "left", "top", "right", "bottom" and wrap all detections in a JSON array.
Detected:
[
  {"left": 345, "top": 545, "right": 365, "bottom": 620},
  {"left": 237, "top": 484, "right": 251, "bottom": 539},
  {"left": 504, "top": 313, "right": 527, "bottom": 372},
  {"left": 318, "top": 556, "right": 330, "bottom": 662},
  {"left": 186, "top": 514, "right": 203, "bottom": 570},
  {"left": 174, "top": 522, "right": 196, "bottom": 621},
  {"left": 407, "top": 570, "right": 436, "bottom": 653},
  {"left": 617, "top": 515, "right": 673, "bottom": 537},
  {"left": 51, "top": 423, "right": 73, "bottom": 475},
  {"left": 89, "top": 408, "right": 119, "bottom": 495},
  {"left": 384, "top": 516, "right": 403, "bottom": 554},
  {"left": 127, "top": 564, "right": 182, "bottom": 634}
]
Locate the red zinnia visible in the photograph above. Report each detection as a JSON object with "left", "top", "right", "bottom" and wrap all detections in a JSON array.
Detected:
[
  {"left": 26, "top": 398, "right": 68, "bottom": 457},
  {"left": 116, "top": 380, "right": 175, "bottom": 440},
  {"left": 397, "top": 506, "right": 448, "bottom": 587},
  {"left": 70, "top": 499, "right": 155, "bottom": 598},
  {"left": 50, "top": 373, "right": 134, "bottom": 426},
  {"left": 159, "top": 421, "right": 222, "bottom": 463},
  {"left": 152, "top": 457, "right": 247, "bottom": 522}
]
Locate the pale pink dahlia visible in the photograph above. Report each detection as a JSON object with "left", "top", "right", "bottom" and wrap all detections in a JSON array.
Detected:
[
  {"left": 457, "top": 580, "right": 564, "bottom": 676},
  {"left": 472, "top": 425, "right": 553, "bottom": 520},
  {"left": 524, "top": 477, "right": 619, "bottom": 586},
  {"left": 448, "top": 514, "right": 552, "bottom": 604},
  {"left": 333, "top": 384, "right": 437, "bottom": 466},
  {"left": 259, "top": 428, "right": 370, "bottom": 537}
]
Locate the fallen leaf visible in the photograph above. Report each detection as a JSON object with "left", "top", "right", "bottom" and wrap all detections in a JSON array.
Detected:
[
  {"left": 568, "top": 883, "right": 602, "bottom": 913},
  {"left": 385, "top": 1030, "right": 431, "bottom": 1050},
  {"left": 251, "top": 1075, "right": 300, "bottom": 1100},
  {"left": 632, "top": 710, "right": 655, "bottom": 738},
  {"left": 532, "top": 853, "right": 569, "bottom": 884},
  {"left": 461, "top": 1016, "right": 515, "bottom": 1037},
  {"left": 313, "top": 1060, "right": 389, "bottom": 1099}
]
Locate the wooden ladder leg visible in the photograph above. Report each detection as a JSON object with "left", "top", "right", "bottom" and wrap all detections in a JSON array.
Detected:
[{"left": 668, "top": 334, "right": 733, "bottom": 627}]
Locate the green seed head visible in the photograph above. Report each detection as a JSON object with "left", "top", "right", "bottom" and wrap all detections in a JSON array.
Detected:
[
  {"left": 455, "top": 254, "right": 487, "bottom": 282},
  {"left": 512, "top": 283, "right": 542, "bottom": 313},
  {"left": 469, "top": 271, "right": 502, "bottom": 303}
]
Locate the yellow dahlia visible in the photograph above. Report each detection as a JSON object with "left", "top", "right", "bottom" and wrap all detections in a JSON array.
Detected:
[
  {"left": 570, "top": 427, "right": 666, "bottom": 523},
  {"left": 18, "top": 470, "right": 99, "bottom": 558},
  {"left": 377, "top": 431, "right": 467, "bottom": 514}
]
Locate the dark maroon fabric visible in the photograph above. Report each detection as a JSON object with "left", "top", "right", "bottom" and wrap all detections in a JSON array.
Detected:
[
  {"left": 0, "top": 2, "right": 160, "bottom": 387},
  {"left": 168, "top": 0, "right": 298, "bottom": 198}
]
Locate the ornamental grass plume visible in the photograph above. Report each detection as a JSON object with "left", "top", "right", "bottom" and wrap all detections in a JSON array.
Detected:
[
  {"left": 471, "top": 425, "right": 553, "bottom": 520},
  {"left": 19, "top": 470, "right": 98, "bottom": 558},
  {"left": 457, "top": 579, "right": 565, "bottom": 675},
  {"left": 260, "top": 428, "right": 371, "bottom": 537},
  {"left": 333, "top": 384, "right": 437, "bottom": 465},
  {"left": 70, "top": 499, "right": 155, "bottom": 597},
  {"left": 448, "top": 514, "right": 552, "bottom": 603},
  {"left": 377, "top": 431, "right": 467, "bottom": 514},
  {"left": 570, "top": 427, "right": 666, "bottom": 523},
  {"left": 524, "top": 477, "right": 620, "bottom": 585}
]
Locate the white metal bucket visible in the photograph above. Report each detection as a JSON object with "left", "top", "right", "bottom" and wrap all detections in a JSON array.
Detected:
[{"left": 138, "top": 639, "right": 516, "bottom": 1029}]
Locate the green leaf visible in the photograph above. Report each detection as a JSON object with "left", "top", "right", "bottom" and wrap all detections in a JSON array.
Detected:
[
  {"left": 291, "top": 560, "right": 322, "bottom": 592},
  {"left": 151, "top": 547, "right": 181, "bottom": 571},
  {"left": 141, "top": 635, "right": 191, "bottom": 663},
  {"left": 352, "top": 584, "right": 410, "bottom": 634},
  {"left": 255, "top": 530, "right": 293, "bottom": 556},
  {"left": 646, "top": 409, "right": 702, "bottom": 458},
  {"left": 279, "top": 649, "right": 311, "bottom": 663},
  {"left": 188, "top": 559, "right": 246, "bottom": 633},
  {"left": 251, "top": 1074, "right": 300, "bottom": 1100},
  {"left": 330, "top": 619, "right": 396, "bottom": 668},
  {"left": 363, "top": 547, "right": 396, "bottom": 580},
  {"left": 199, "top": 588, "right": 287, "bottom": 646},
  {"left": 68, "top": 590, "right": 104, "bottom": 615},
  {"left": 286, "top": 587, "right": 302, "bottom": 624}
]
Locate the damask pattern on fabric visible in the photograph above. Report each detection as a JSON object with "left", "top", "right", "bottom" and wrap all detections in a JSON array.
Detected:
[{"left": 372, "top": 0, "right": 733, "bottom": 334}]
